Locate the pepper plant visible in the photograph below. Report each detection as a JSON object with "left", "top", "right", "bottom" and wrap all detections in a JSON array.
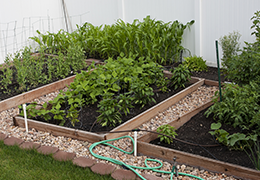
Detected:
[
  {"left": 157, "top": 124, "right": 178, "bottom": 144},
  {"left": 170, "top": 64, "right": 191, "bottom": 90}
]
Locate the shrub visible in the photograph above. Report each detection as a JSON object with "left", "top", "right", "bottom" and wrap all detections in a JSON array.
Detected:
[
  {"left": 219, "top": 11, "right": 260, "bottom": 85},
  {"left": 225, "top": 43, "right": 260, "bottom": 85},
  {"left": 183, "top": 55, "right": 208, "bottom": 72},
  {"left": 219, "top": 31, "right": 241, "bottom": 70}
]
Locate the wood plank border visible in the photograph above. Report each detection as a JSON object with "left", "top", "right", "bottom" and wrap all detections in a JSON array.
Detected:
[
  {"left": 105, "top": 78, "right": 205, "bottom": 140},
  {"left": 138, "top": 100, "right": 214, "bottom": 143},
  {"left": 11, "top": 76, "right": 202, "bottom": 143},
  {"left": 13, "top": 116, "right": 104, "bottom": 143},
  {"left": 138, "top": 141, "right": 260, "bottom": 180},
  {"left": 135, "top": 79, "right": 260, "bottom": 179},
  {"left": 0, "top": 74, "right": 76, "bottom": 113}
]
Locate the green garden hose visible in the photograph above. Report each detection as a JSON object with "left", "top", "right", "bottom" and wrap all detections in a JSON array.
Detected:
[{"left": 89, "top": 135, "right": 204, "bottom": 180}]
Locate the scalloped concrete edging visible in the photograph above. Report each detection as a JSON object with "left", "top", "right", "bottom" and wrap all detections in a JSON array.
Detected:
[{"left": 0, "top": 132, "right": 160, "bottom": 180}]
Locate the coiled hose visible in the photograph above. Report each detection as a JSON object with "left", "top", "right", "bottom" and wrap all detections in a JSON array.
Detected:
[{"left": 89, "top": 135, "right": 204, "bottom": 180}]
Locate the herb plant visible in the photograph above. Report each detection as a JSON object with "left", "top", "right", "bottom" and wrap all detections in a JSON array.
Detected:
[
  {"left": 219, "top": 31, "right": 241, "bottom": 70},
  {"left": 183, "top": 55, "right": 208, "bottom": 72},
  {"left": 157, "top": 124, "right": 178, "bottom": 144}
]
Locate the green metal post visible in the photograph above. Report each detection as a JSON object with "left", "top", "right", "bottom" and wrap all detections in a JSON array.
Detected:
[{"left": 215, "top": 40, "right": 222, "bottom": 102}]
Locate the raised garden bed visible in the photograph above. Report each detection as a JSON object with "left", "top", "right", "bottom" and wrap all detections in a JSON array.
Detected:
[
  {"left": 136, "top": 87, "right": 260, "bottom": 180},
  {"left": 5, "top": 58, "right": 260, "bottom": 179},
  {"left": 0, "top": 52, "right": 103, "bottom": 102},
  {"left": 12, "top": 71, "right": 203, "bottom": 142}
]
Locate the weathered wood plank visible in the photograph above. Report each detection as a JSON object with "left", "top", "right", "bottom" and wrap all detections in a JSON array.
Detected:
[
  {"left": 0, "top": 68, "right": 95, "bottom": 113},
  {"left": 138, "top": 100, "right": 214, "bottom": 143},
  {"left": 138, "top": 142, "right": 260, "bottom": 180},
  {"left": 0, "top": 75, "right": 76, "bottom": 113},
  {"left": 106, "top": 79, "right": 205, "bottom": 140},
  {"left": 204, "top": 79, "right": 221, "bottom": 86},
  {"left": 13, "top": 116, "right": 104, "bottom": 143}
]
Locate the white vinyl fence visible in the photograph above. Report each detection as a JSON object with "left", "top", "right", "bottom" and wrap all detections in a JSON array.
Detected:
[{"left": 0, "top": 0, "right": 259, "bottom": 66}]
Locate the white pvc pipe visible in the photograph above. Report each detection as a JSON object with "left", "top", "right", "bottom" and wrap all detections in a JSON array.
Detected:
[
  {"left": 23, "top": 104, "right": 28, "bottom": 133},
  {"left": 134, "top": 131, "right": 137, "bottom": 156}
]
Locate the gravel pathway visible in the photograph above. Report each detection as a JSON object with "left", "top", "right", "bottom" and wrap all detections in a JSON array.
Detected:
[{"left": 0, "top": 86, "right": 241, "bottom": 180}]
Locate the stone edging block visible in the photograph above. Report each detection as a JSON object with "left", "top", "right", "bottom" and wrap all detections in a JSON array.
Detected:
[
  {"left": 111, "top": 169, "right": 137, "bottom": 180},
  {"left": 53, "top": 150, "right": 76, "bottom": 161},
  {"left": 73, "top": 156, "right": 96, "bottom": 168},
  {"left": 91, "top": 162, "right": 116, "bottom": 175},
  {"left": 20, "top": 142, "right": 41, "bottom": 150},
  {"left": 37, "top": 145, "right": 59, "bottom": 155},
  {"left": 0, "top": 134, "right": 168, "bottom": 180},
  {"left": 4, "top": 136, "right": 24, "bottom": 146},
  {"left": 0, "top": 133, "right": 7, "bottom": 140}
]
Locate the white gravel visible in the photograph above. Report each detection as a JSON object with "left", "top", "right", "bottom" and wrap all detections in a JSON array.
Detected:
[{"left": 0, "top": 85, "right": 241, "bottom": 180}]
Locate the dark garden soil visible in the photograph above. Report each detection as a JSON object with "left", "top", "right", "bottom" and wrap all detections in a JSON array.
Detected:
[
  {"left": 0, "top": 65, "right": 90, "bottom": 101},
  {"left": 191, "top": 66, "right": 229, "bottom": 82},
  {"left": 150, "top": 107, "right": 256, "bottom": 170},
  {"left": 35, "top": 82, "right": 192, "bottom": 133}
]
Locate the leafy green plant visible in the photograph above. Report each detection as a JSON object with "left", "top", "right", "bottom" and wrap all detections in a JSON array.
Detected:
[
  {"left": 30, "top": 29, "right": 73, "bottom": 55},
  {"left": 209, "top": 123, "right": 258, "bottom": 150},
  {"left": 251, "top": 10, "right": 260, "bottom": 41},
  {"left": 219, "top": 31, "right": 241, "bottom": 70},
  {"left": 22, "top": 56, "right": 169, "bottom": 127},
  {"left": 170, "top": 64, "right": 191, "bottom": 90},
  {"left": 205, "top": 82, "right": 260, "bottom": 134},
  {"left": 183, "top": 55, "right": 208, "bottom": 72},
  {"left": 0, "top": 54, "right": 14, "bottom": 93},
  {"left": 66, "top": 43, "right": 86, "bottom": 73},
  {"left": 219, "top": 12, "right": 260, "bottom": 85},
  {"left": 157, "top": 124, "right": 178, "bottom": 144},
  {"left": 31, "top": 16, "right": 194, "bottom": 65},
  {"left": 224, "top": 42, "right": 260, "bottom": 85}
]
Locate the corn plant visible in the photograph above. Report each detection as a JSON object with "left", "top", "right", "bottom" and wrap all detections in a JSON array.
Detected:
[
  {"left": 30, "top": 29, "right": 73, "bottom": 55},
  {"left": 30, "top": 16, "right": 194, "bottom": 65}
]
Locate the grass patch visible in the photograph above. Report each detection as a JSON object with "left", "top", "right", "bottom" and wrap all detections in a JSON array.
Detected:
[{"left": 0, "top": 140, "right": 114, "bottom": 180}]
